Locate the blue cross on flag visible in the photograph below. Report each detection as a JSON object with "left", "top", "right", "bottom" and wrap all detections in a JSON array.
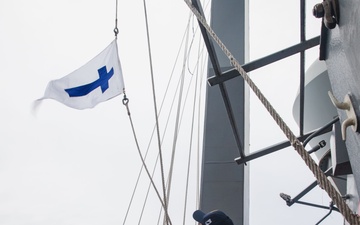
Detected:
[{"left": 38, "top": 40, "right": 124, "bottom": 110}]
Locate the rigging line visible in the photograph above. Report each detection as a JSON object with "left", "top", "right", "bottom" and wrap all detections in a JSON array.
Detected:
[
  {"left": 122, "top": 90, "right": 177, "bottom": 225},
  {"left": 176, "top": 23, "right": 207, "bottom": 128},
  {"left": 125, "top": 85, "right": 181, "bottom": 225},
  {"left": 138, "top": 76, "right": 185, "bottom": 225},
  {"left": 122, "top": 127, "right": 163, "bottom": 224},
  {"left": 138, "top": 155, "right": 162, "bottom": 225},
  {"left": 122, "top": 97, "right": 172, "bottom": 225},
  {"left": 114, "top": 0, "right": 119, "bottom": 36},
  {"left": 167, "top": 48, "right": 206, "bottom": 225},
  {"left": 161, "top": 71, "right": 191, "bottom": 224},
  {"left": 182, "top": 34, "right": 203, "bottom": 225},
  {"left": 169, "top": 25, "right": 207, "bottom": 220},
  {"left": 121, "top": 165, "right": 142, "bottom": 225},
  {"left": 122, "top": 28, "right": 187, "bottom": 224},
  {"left": 137, "top": 163, "right": 159, "bottom": 225},
  {"left": 186, "top": 14, "right": 198, "bottom": 75},
  {"left": 186, "top": 0, "right": 211, "bottom": 76},
  {"left": 178, "top": 68, "right": 197, "bottom": 128},
  {"left": 156, "top": 206, "right": 164, "bottom": 225},
  {"left": 187, "top": 42, "right": 206, "bottom": 82},
  {"left": 142, "top": 1, "right": 170, "bottom": 224},
  {"left": 164, "top": 11, "right": 192, "bottom": 221},
  {"left": 159, "top": 43, "right": 204, "bottom": 225},
  {"left": 195, "top": 36, "right": 207, "bottom": 210},
  {"left": 126, "top": 39, "right": 187, "bottom": 225},
  {"left": 184, "top": 1, "right": 360, "bottom": 224},
  {"left": 125, "top": 4, "right": 204, "bottom": 223},
  {"left": 178, "top": 36, "right": 208, "bottom": 225},
  {"left": 136, "top": 22, "right": 197, "bottom": 225},
  {"left": 165, "top": 28, "right": 206, "bottom": 176},
  {"left": 145, "top": 72, "right": 190, "bottom": 225},
  {"left": 141, "top": 35, "right": 193, "bottom": 224},
  {"left": 167, "top": 44, "right": 205, "bottom": 172},
  {"left": 146, "top": 4, "right": 204, "bottom": 222},
  {"left": 134, "top": 6, "right": 191, "bottom": 224},
  {"left": 139, "top": 1, "right": 200, "bottom": 223},
  {"left": 197, "top": 41, "right": 206, "bottom": 208},
  {"left": 138, "top": 95, "right": 181, "bottom": 225}
]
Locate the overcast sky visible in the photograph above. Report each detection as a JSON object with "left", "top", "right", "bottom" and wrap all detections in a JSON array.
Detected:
[{"left": 0, "top": 0, "right": 345, "bottom": 224}]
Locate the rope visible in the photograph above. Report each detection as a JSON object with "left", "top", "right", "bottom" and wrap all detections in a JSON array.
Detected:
[
  {"left": 122, "top": 95, "right": 173, "bottom": 225},
  {"left": 182, "top": 27, "right": 203, "bottom": 225},
  {"left": 183, "top": 1, "right": 360, "bottom": 224},
  {"left": 142, "top": 1, "right": 170, "bottom": 224},
  {"left": 164, "top": 12, "right": 192, "bottom": 222},
  {"left": 132, "top": 19, "right": 199, "bottom": 224},
  {"left": 196, "top": 36, "right": 206, "bottom": 215},
  {"left": 114, "top": 0, "right": 119, "bottom": 36}
]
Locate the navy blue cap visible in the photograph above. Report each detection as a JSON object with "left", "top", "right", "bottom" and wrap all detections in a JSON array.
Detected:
[{"left": 192, "top": 210, "right": 234, "bottom": 225}]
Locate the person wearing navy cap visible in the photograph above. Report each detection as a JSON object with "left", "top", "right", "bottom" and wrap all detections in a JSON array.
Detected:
[{"left": 193, "top": 209, "right": 234, "bottom": 225}]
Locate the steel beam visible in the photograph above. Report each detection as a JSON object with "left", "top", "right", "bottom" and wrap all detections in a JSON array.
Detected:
[
  {"left": 191, "top": 0, "right": 245, "bottom": 158},
  {"left": 207, "top": 36, "right": 320, "bottom": 86},
  {"left": 235, "top": 125, "right": 332, "bottom": 165}
]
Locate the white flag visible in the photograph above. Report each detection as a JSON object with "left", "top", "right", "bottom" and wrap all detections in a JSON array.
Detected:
[{"left": 38, "top": 40, "right": 124, "bottom": 110}]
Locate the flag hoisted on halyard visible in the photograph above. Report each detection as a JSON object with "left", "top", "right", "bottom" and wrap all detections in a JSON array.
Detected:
[{"left": 38, "top": 40, "right": 124, "bottom": 110}]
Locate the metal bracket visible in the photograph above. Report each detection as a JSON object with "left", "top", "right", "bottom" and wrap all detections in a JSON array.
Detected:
[
  {"left": 313, "top": 0, "right": 340, "bottom": 29},
  {"left": 328, "top": 91, "right": 359, "bottom": 140}
]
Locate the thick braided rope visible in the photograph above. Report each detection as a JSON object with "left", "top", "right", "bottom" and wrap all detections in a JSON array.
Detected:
[{"left": 184, "top": 0, "right": 360, "bottom": 224}]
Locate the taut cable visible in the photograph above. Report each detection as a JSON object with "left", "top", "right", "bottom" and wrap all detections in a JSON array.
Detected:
[{"left": 122, "top": 95, "right": 172, "bottom": 225}]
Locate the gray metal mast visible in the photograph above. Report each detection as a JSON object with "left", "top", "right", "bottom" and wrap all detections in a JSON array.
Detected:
[{"left": 194, "top": 0, "right": 249, "bottom": 224}]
